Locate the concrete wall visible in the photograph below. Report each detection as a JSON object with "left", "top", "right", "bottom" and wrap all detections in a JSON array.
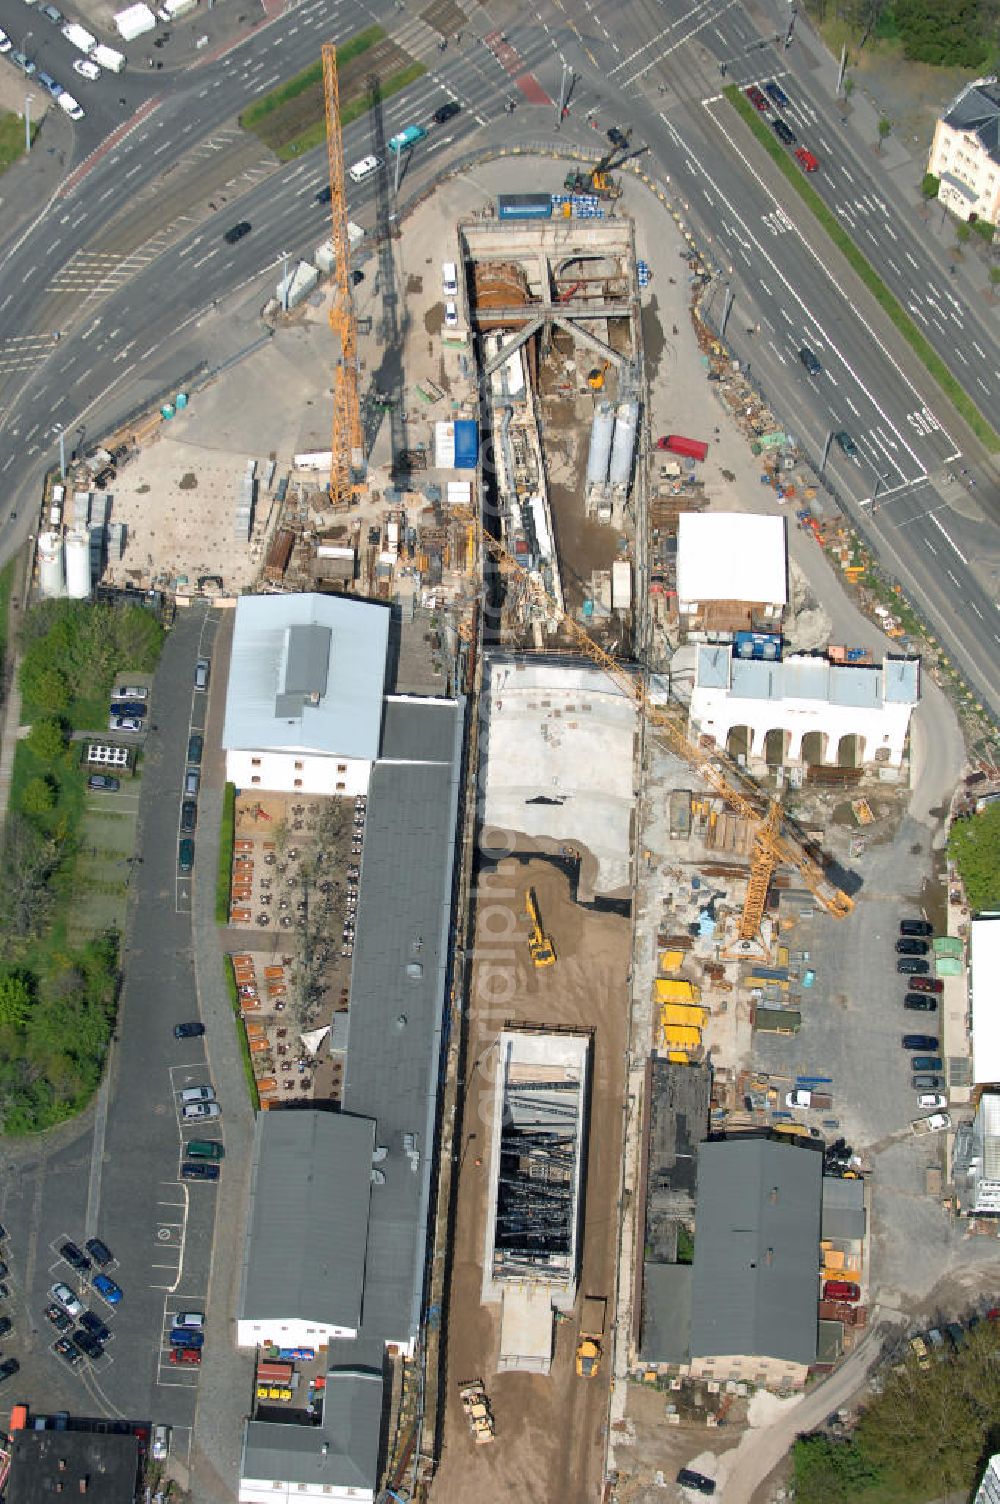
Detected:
[
  {"left": 226, "top": 748, "right": 371, "bottom": 797},
  {"left": 235, "top": 1316, "right": 356, "bottom": 1349},
  {"left": 688, "top": 688, "right": 914, "bottom": 768}
]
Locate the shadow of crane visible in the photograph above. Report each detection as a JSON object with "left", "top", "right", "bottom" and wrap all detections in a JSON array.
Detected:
[{"left": 363, "top": 72, "right": 411, "bottom": 486}]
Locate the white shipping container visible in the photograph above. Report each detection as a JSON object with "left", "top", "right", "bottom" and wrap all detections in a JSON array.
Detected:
[
  {"left": 114, "top": 2, "right": 156, "bottom": 40},
  {"left": 612, "top": 559, "right": 633, "bottom": 611},
  {"left": 293, "top": 451, "right": 333, "bottom": 471},
  {"left": 434, "top": 421, "right": 455, "bottom": 470}
]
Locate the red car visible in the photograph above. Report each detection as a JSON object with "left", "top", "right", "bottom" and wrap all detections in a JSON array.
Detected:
[
  {"left": 909, "top": 976, "right": 944, "bottom": 994},
  {"left": 795, "top": 147, "right": 820, "bottom": 172},
  {"left": 823, "top": 1280, "right": 860, "bottom": 1304},
  {"left": 746, "top": 85, "right": 769, "bottom": 112},
  {"left": 169, "top": 1347, "right": 201, "bottom": 1366}
]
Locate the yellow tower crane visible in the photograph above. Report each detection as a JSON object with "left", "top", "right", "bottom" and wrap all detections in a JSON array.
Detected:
[
  {"left": 478, "top": 529, "right": 853, "bottom": 941},
  {"left": 322, "top": 44, "right": 365, "bottom": 509}
]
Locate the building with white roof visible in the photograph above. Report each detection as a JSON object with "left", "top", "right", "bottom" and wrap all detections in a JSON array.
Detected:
[
  {"left": 676, "top": 513, "right": 787, "bottom": 636},
  {"left": 971, "top": 915, "right": 1000, "bottom": 1085},
  {"left": 222, "top": 593, "right": 390, "bottom": 796},
  {"left": 956, "top": 1091, "right": 1000, "bottom": 1216},
  {"left": 688, "top": 646, "right": 919, "bottom": 770}
]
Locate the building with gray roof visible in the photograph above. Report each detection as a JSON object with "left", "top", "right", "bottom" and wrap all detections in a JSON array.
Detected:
[
  {"left": 928, "top": 77, "right": 1000, "bottom": 226},
  {"left": 240, "top": 1362, "right": 385, "bottom": 1504},
  {"left": 690, "top": 646, "right": 919, "bottom": 769},
  {"left": 689, "top": 1137, "right": 821, "bottom": 1388},
  {"left": 821, "top": 1174, "right": 866, "bottom": 1243},
  {"left": 237, "top": 1110, "right": 375, "bottom": 1348},
  {"left": 223, "top": 592, "right": 390, "bottom": 796}
]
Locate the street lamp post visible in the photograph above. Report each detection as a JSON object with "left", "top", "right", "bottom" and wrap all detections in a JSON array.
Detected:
[
  {"left": 281, "top": 252, "right": 289, "bottom": 311},
  {"left": 55, "top": 424, "right": 65, "bottom": 480},
  {"left": 24, "top": 94, "right": 34, "bottom": 155},
  {"left": 394, "top": 143, "right": 402, "bottom": 197}
]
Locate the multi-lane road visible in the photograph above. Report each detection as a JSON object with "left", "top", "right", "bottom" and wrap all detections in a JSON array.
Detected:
[{"left": 0, "top": 0, "right": 997, "bottom": 720}]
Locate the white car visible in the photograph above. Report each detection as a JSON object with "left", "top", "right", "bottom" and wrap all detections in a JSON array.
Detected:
[
  {"left": 444, "top": 301, "right": 458, "bottom": 329},
  {"left": 151, "top": 1423, "right": 170, "bottom": 1461},
  {"left": 182, "top": 1101, "right": 220, "bottom": 1122},
  {"left": 0, "top": 28, "right": 11, "bottom": 52},
  {"left": 348, "top": 154, "right": 381, "bottom": 183},
  {"left": 50, "top": 1282, "right": 83, "bottom": 1319},
  {"left": 173, "top": 1310, "right": 204, "bottom": 1328},
  {"left": 72, "top": 58, "right": 101, "bottom": 80},
  {"left": 109, "top": 715, "right": 141, "bottom": 732},
  {"left": 918, "top": 1092, "right": 947, "bottom": 1109},
  {"left": 179, "top": 1085, "right": 215, "bottom": 1105},
  {"left": 57, "top": 91, "right": 84, "bottom": 121}
]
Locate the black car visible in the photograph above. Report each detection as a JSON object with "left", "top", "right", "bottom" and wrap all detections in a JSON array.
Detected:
[
  {"left": 764, "top": 80, "right": 789, "bottom": 108},
  {"left": 900, "top": 919, "right": 933, "bottom": 937},
  {"left": 0, "top": 1262, "right": 9, "bottom": 1281},
  {"left": 181, "top": 800, "right": 197, "bottom": 833},
  {"left": 181, "top": 1162, "right": 220, "bottom": 1181},
  {"left": 352, "top": 268, "right": 364, "bottom": 285},
  {"left": 799, "top": 346, "right": 821, "bottom": 376},
  {"left": 896, "top": 938, "right": 929, "bottom": 956},
  {"left": 904, "top": 994, "right": 937, "bottom": 1011},
  {"left": 72, "top": 1328, "right": 104, "bottom": 1361},
  {"left": 898, "top": 957, "right": 930, "bottom": 975},
  {"left": 772, "top": 117, "right": 796, "bottom": 145},
  {"left": 174, "top": 1021, "right": 205, "bottom": 1039},
  {"left": 0, "top": 1358, "right": 18, "bottom": 1383},
  {"left": 677, "top": 1469, "right": 717, "bottom": 1496},
  {"left": 903, "top": 1035, "right": 940, "bottom": 1051},
  {"left": 432, "top": 100, "right": 461, "bottom": 125},
  {"left": 84, "top": 1237, "right": 113, "bottom": 1268},
  {"left": 835, "top": 429, "right": 857, "bottom": 456},
  {"left": 178, "top": 838, "right": 195, "bottom": 875},
  {"left": 315, "top": 185, "right": 332, "bottom": 204},
  {"left": 88, "top": 774, "right": 120, "bottom": 792},
  {"left": 0, "top": 1317, "right": 12, "bottom": 1339},
  {"left": 223, "top": 221, "right": 252, "bottom": 244},
  {"left": 607, "top": 125, "right": 630, "bottom": 149},
  {"left": 187, "top": 734, "right": 203, "bottom": 766},
  {"left": 912, "top": 1074, "right": 943, "bottom": 1089},
  {"left": 60, "top": 1241, "right": 91, "bottom": 1273},
  {"left": 45, "top": 1302, "right": 72, "bottom": 1332},
  {"left": 110, "top": 700, "right": 146, "bottom": 719},
  {"left": 54, "top": 1338, "right": 81, "bottom": 1366},
  {"left": 79, "top": 1310, "right": 111, "bottom": 1342}
]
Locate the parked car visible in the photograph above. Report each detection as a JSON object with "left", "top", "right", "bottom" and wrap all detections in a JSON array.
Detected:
[
  {"left": 110, "top": 700, "right": 147, "bottom": 719},
  {"left": 900, "top": 919, "right": 933, "bottom": 936},
  {"left": 50, "top": 1283, "right": 83, "bottom": 1319},
  {"left": 182, "top": 1102, "right": 220, "bottom": 1122},
  {"left": 180, "top": 800, "right": 197, "bottom": 833},
  {"left": 179, "top": 1086, "right": 215, "bottom": 1105},
  {"left": 53, "top": 1338, "right": 81, "bottom": 1367},
  {"left": 169, "top": 1327, "right": 204, "bottom": 1349},
  {"left": 88, "top": 774, "right": 120, "bottom": 792},
  {"left": 169, "top": 1346, "right": 201, "bottom": 1365},
  {"left": 902, "top": 1035, "right": 940, "bottom": 1051},
  {"left": 59, "top": 1240, "right": 91, "bottom": 1273},
  {"left": 0, "top": 29, "right": 11, "bottom": 54},
  {"left": 676, "top": 1468, "right": 717, "bottom": 1496},
  {"left": 178, "top": 838, "right": 195, "bottom": 875},
  {"left": 44, "top": 1302, "right": 72, "bottom": 1332},
  {"left": 194, "top": 658, "right": 210, "bottom": 690},
  {"left": 173, "top": 1311, "right": 204, "bottom": 1329},
  {"left": 897, "top": 957, "right": 930, "bottom": 975},
  {"left": 918, "top": 1093, "right": 947, "bottom": 1109},
  {"left": 109, "top": 715, "right": 142, "bottom": 732},
  {"left": 896, "top": 937, "right": 929, "bottom": 956},
  {"left": 92, "top": 1274, "right": 122, "bottom": 1306},
  {"left": 174, "top": 1021, "right": 205, "bottom": 1039},
  {"left": 187, "top": 734, "right": 203, "bottom": 765},
  {"left": 904, "top": 993, "right": 937, "bottom": 1011},
  {"left": 0, "top": 1358, "right": 18, "bottom": 1382},
  {"left": 181, "top": 1162, "right": 220, "bottom": 1181},
  {"left": 823, "top": 1279, "right": 861, "bottom": 1303},
  {"left": 911, "top": 1056, "right": 943, "bottom": 1072},
  {"left": 10, "top": 51, "right": 37, "bottom": 76},
  {"left": 79, "top": 1310, "right": 111, "bottom": 1342},
  {"left": 37, "top": 70, "right": 63, "bottom": 98},
  {"left": 114, "top": 685, "right": 147, "bottom": 701},
  {"left": 912, "top": 1073, "right": 943, "bottom": 1089},
  {"left": 151, "top": 1424, "right": 170, "bottom": 1461},
  {"left": 72, "top": 1328, "right": 104, "bottom": 1361},
  {"left": 186, "top": 1139, "right": 224, "bottom": 1159},
  {"left": 0, "top": 1317, "right": 13, "bottom": 1339},
  {"left": 72, "top": 57, "right": 101, "bottom": 79},
  {"left": 745, "top": 84, "right": 768, "bottom": 111},
  {"left": 40, "top": 4, "right": 63, "bottom": 22},
  {"left": 84, "top": 1237, "right": 113, "bottom": 1267},
  {"left": 906, "top": 975, "right": 943, "bottom": 994}
]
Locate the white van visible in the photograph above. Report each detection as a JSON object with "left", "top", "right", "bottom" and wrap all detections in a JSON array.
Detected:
[
  {"left": 442, "top": 261, "right": 458, "bottom": 296},
  {"left": 348, "top": 155, "right": 381, "bottom": 184}
]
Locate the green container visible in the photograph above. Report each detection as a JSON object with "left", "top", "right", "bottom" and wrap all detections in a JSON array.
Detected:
[
  {"left": 935, "top": 956, "right": 964, "bottom": 977},
  {"left": 933, "top": 936, "right": 962, "bottom": 958}
]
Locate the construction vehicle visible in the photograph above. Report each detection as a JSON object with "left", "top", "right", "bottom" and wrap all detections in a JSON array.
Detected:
[
  {"left": 563, "top": 139, "right": 649, "bottom": 200},
  {"left": 478, "top": 526, "right": 853, "bottom": 942},
  {"left": 575, "top": 1295, "right": 607, "bottom": 1378},
  {"left": 525, "top": 888, "right": 556, "bottom": 967},
  {"left": 458, "top": 1379, "right": 496, "bottom": 1443},
  {"left": 587, "top": 360, "right": 611, "bottom": 390}
]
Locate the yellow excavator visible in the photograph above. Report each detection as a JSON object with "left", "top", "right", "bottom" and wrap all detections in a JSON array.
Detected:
[
  {"left": 525, "top": 888, "right": 556, "bottom": 968},
  {"left": 587, "top": 360, "right": 611, "bottom": 390}
]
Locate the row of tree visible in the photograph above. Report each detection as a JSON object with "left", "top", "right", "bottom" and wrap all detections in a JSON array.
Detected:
[{"left": 803, "top": 0, "right": 995, "bottom": 67}]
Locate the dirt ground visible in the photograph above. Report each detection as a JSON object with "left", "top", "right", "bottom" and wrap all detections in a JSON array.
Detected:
[{"left": 430, "top": 855, "right": 631, "bottom": 1504}]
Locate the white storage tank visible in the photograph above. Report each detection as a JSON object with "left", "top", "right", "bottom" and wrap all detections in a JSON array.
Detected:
[
  {"left": 37, "top": 532, "right": 65, "bottom": 598},
  {"left": 609, "top": 400, "right": 639, "bottom": 489},
  {"left": 586, "top": 402, "right": 615, "bottom": 487},
  {"left": 65, "top": 531, "right": 91, "bottom": 599}
]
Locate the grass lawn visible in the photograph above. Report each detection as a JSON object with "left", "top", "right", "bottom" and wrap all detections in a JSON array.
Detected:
[
  {"left": 225, "top": 955, "right": 260, "bottom": 1111},
  {"left": 0, "top": 112, "right": 38, "bottom": 176},
  {"left": 216, "top": 782, "right": 235, "bottom": 924},
  {"left": 0, "top": 559, "right": 15, "bottom": 662},
  {"left": 723, "top": 87, "right": 1000, "bottom": 451}
]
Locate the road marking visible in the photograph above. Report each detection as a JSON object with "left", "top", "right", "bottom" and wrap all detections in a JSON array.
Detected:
[{"left": 927, "top": 510, "right": 969, "bottom": 564}]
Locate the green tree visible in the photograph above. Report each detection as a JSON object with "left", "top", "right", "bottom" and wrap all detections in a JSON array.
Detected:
[
  {"left": 0, "top": 974, "right": 32, "bottom": 1030},
  {"left": 877, "top": 116, "right": 892, "bottom": 151},
  {"left": 793, "top": 1434, "right": 881, "bottom": 1504},
  {"left": 842, "top": 75, "right": 855, "bottom": 103},
  {"left": 956, "top": 220, "right": 972, "bottom": 248},
  {"left": 19, "top": 657, "right": 71, "bottom": 718},
  {"left": 894, "top": 0, "right": 990, "bottom": 65},
  {"left": 990, "top": 266, "right": 1000, "bottom": 286},
  {"left": 21, "top": 777, "right": 56, "bottom": 819},
  {"left": 950, "top": 803, "right": 1000, "bottom": 910},
  {"left": 921, "top": 172, "right": 940, "bottom": 199},
  {"left": 25, "top": 717, "right": 67, "bottom": 763}
]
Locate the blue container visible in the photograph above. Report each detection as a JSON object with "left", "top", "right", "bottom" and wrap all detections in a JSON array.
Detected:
[
  {"left": 175, "top": 392, "right": 189, "bottom": 410},
  {"left": 454, "top": 419, "right": 479, "bottom": 469},
  {"left": 497, "top": 193, "right": 553, "bottom": 220}
]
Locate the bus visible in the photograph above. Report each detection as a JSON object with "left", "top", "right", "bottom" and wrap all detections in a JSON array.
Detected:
[{"left": 388, "top": 124, "right": 428, "bottom": 153}]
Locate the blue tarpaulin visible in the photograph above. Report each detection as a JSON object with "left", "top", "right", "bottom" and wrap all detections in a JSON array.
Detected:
[{"left": 454, "top": 419, "right": 479, "bottom": 469}]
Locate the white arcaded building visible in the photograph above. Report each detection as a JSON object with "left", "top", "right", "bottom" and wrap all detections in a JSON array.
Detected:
[
  {"left": 222, "top": 593, "right": 389, "bottom": 796},
  {"left": 689, "top": 646, "right": 919, "bottom": 769}
]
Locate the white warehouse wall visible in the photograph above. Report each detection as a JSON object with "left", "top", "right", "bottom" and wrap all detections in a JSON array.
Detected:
[
  {"left": 235, "top": 1316, "right": 356, "bottom": 1349},
  {"left": 226, "top": 749, "right": 371, "bottom": 797}
]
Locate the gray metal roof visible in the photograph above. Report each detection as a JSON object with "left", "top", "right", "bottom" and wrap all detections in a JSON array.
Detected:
[
  {"left": 821, "top": 1175, "right": 866, "bottom": 1242},
  {"left": 943, "top": 77, "right": 1000, "bottom": 166},
  {"left": 696, "top": 645, "right": 731, "bottom": 690},
  {"left": 239, "top": 1110, "right": 374, "bottom": 1329},
  {"left": 712, "top": 651, "right": 903, "bottom": 711},
  {"left": 639, "top": 1263, "right": 693, "bottom": 1364},
  {"left": 240, "top": 1363, "right": 384, "bottom": 1492},
  {"left": 380, "top": 695, "right": 461, "bottom": 763},
  {"left": 222, "top": 592, "right": 389, "bottom": 758},
  {"left": 341, "top": 696, "right": 464, "bottom": 1351},
  {"left": 883, "top": 656, "right": 920, "bottom": 703},
  {"left": 690, "top": 1138, "right": 821, "bottom": 1367}
]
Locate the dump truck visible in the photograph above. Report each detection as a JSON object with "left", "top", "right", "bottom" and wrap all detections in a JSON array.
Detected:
[
  {"left": 458, "top": 1379, "right": 495, "bottom": 1443},
  {"left": 911, "top": 1112, "right": 951, "bottom": 1135},
  {"left": 655, "top": 433, "right": 709, "bottom": 461},
  {"left": 525, "top": 889, "right": 556, "bottom": 968},
  {"left": 575, "top": 1295, "right": 607, "bottom": 1378}
]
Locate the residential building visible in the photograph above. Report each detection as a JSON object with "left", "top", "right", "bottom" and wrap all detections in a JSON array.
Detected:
[
  {"left": 222, "top": 592, "right": 390, "bottom": 796},
  {"left": 7, "top": 1428, "right": 140, "bottom": 1504},
  {"left": 675, "top": 512, "right": 787, "bottom": 637},
  {"left": 928, "top": 78, "right": 1000, "bottom": 227},
  {"left": 689, "top": 647, "right": 919, "bottom": 770},
  {"left": 975, "top": 1454, "right": 1000, "bottom": 1504}
]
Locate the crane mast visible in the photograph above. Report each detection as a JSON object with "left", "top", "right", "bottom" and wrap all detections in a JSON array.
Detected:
[{"left": 322, "top": 43, "right": 365, "bottom": 508}]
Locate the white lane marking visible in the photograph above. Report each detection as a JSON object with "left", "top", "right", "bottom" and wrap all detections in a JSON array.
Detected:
[{"left": 928, "top": 510, "right": 968, "bottom": 564}]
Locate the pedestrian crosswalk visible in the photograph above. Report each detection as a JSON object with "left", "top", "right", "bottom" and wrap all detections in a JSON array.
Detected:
[
  {"left": 0, "top": 333, "right": 59, "bottom": 377},
  {"left": 47, "top": 218, "right": 194, "bottom": 304}
]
